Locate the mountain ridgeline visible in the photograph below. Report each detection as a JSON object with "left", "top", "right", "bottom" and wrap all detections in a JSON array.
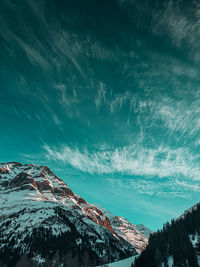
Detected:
[
  {"left": 0, "top": 162, "right": 149, "bottom": 267},
  {"left": 133, "top": 204, "right": 200, "bottom": 267}
]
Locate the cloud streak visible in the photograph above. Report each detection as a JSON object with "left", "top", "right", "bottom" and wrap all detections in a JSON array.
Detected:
[
  {"left": 43, "top": 144, "right": 200, "bottom": 180},
  {"left": 152, "top": 0, "right": 200, "bottom": 61},
  {"left": 95, "top": 82, "right": 106, "bottom": 110},
  {"left": 107, "top": 178, "right": 200, "bottom": 198}
]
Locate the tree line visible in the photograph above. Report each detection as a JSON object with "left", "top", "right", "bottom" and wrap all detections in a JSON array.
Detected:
[{"left": 133, "top": 204, "right": 200, "bottom": 267}]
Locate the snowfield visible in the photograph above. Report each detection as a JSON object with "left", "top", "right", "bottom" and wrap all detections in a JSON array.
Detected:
[{"left": 98, "top": 256, "right": 136, "bottom": 266}]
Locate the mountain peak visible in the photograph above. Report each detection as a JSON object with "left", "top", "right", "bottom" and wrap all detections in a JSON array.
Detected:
[{"left": 0, "top": 162, "right": 149, "bottom": 266}]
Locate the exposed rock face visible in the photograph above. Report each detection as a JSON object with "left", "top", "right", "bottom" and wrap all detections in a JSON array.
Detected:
[
  {"left": 93, "top": 204, "right": 150, "bottom": 253},
  {"left": 0, "top": 162, "right": 138, "bottom": 267}
]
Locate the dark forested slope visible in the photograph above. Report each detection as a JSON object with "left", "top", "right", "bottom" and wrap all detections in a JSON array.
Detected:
[{"left": 134, "top": 203, "right": 200, "bottom": 267}]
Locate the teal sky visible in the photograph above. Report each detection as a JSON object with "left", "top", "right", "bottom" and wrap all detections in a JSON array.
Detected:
[{"left": 1, "top": 0, "right": 200, "bottom": 230}]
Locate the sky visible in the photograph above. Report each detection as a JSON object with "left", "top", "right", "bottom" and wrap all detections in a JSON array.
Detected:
[{"left": 1, "top": 0, "right": 200, "bottom": 230}]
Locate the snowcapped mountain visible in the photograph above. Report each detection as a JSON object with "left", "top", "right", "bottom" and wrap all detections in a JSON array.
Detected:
[
  {"left": 94, "top": 204, "right": 149, "bottom": 253},
  {"left": 0, "top": 162, "right": 148, "bottom": 267}
]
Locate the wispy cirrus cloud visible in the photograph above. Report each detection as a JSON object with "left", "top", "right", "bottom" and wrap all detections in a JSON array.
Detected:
[
  {"left": 55, "top": 84, "right": 79, "bottom": 109},
  {"left": 108, "top": 91, "right": 151, "bottom": 115},
  {"left": 99, "top": 85, "right": 200, "bottom": 141},
  {"left": 155, "top": 98, "right": 200, "bottom": 137},
  {"left": 95, "top": 82, "right": 106, "bottom": 110},
  {"left": 43, "top": 144, "right": 200, "bottom": 180},
  {"left": 109, "top": 91, "right": 134, "bottom": 114},
  {"left": 151, "top": 0, "right": 200, "bottom": 59},
  {"left": 118, "top": 0, "right": 200, "bottom": 61},
  {"left": 107, "top": 178, "right": 200, "bottom": 198}
]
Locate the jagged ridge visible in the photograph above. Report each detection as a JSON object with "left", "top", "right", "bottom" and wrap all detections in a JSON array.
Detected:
[
  {"left": 93, "top": 204, "right": 150, "bottom": 253},
  {"left": 0, "top": 162, "right": 139, "bottom": 267}
]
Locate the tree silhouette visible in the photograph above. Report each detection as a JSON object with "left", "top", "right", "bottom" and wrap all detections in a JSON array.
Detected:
[{"left": 134, "top": 204, "right": 200, "bottom": 267}]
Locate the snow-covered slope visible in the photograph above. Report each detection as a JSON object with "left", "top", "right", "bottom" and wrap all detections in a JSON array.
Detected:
[
  {"left": 98, "top": 255, "right": 136, "bottom": 267},
  {"left": 0, "top": 162, "right": 137, "bottom": 267},
  {"left": 135, "top": 224, "right": 153, "bottom": 238},
  {"left": 94, "top": 204, "right": 149, "bottom": 253}
]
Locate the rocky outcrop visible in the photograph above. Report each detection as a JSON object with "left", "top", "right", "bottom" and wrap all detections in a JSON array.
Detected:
[{"left": 94, "top": 204, "right": 150, "bottom": 253}]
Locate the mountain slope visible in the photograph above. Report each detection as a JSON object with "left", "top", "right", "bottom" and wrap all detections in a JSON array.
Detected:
[
  {"left": 0, "top": 162, "right": 139, "bottom": 267},
  {"left": 94, "top": 204, "right": 149, "bottom": 253},
  {"left": 135, "top": 224, "right": 153, "bottom": 239},
  {"left": 133, "top": 203, "right": 200, "bottom": 267}
]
